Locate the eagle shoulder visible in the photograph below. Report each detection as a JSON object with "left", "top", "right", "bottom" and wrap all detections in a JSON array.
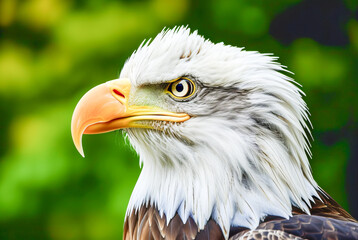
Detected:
[
  {"left": 292, "top": 189, "right": 357, "bottom": 223},
  {"left": 231, "top": 215, "right": 358, "bottom": 240},
  {"left": 230, "top": 189, "right": 358, "bottom": 240}
]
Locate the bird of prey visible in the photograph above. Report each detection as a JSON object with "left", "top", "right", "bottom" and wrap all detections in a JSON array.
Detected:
[{"left": 71, "top": 27, "right": 358, "bottom": 239}]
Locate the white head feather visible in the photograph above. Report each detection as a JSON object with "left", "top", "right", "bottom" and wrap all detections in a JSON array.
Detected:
[{"left": 119, "top": 26, "right": 319, "bottom": 238}]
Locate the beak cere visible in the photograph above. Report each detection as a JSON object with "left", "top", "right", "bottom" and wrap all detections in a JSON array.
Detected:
[{"left": 71, "top": 78, "right": 190, "bottom": 157}]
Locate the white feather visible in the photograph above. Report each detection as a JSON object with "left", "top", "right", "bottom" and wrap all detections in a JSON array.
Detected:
[{"left": 120, "top": 27, "right": 319, "bottom": 239}]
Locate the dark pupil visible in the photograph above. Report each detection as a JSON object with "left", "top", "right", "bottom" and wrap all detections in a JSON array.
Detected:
[{"left": 176, "top": 83, "right": 184, "bottom": 92}]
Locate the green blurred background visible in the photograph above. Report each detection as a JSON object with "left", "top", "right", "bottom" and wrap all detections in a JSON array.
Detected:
[{"left": 0, "top": 0, "right": 357, "bottom": 239}]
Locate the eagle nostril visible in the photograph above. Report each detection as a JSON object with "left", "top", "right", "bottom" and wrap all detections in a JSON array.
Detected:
[{"left": 113, "top": 89, "right": 125, "bottom": 98}]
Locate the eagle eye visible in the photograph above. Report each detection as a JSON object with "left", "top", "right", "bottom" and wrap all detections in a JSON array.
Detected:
[{"left": 166, "top": 77, "right": 195, "bottom": 99}]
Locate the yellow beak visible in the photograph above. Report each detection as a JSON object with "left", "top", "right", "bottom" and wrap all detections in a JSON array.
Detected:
[{"left": 71, "top": 78, "right": 190, "bottom": 157}]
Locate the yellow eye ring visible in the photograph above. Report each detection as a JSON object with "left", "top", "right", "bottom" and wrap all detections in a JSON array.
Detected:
[{"left": 166, "top": 77, "right": 196, "bottom": 99}]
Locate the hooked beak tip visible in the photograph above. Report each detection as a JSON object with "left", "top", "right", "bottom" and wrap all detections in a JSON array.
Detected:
[
  {"left": 79, "top": 150, "right": 85, "bottom": 158},
  {"left": 72, "top": 129, "right": 85, "bottom": 157}
]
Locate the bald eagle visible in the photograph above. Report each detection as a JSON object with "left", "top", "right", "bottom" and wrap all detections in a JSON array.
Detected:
[{"left": 71, "top": 27, "right": 358, "bottom": 239}]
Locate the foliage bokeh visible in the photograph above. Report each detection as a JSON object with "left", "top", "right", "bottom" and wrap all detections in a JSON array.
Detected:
[{"left": 0, "top": 0, "right": 357, "bottom": 239}]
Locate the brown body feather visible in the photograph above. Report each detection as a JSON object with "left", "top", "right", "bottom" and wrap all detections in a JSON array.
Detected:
[
  {"left": 231, "top": 216, "right": 358, "bottom": 240},
  {"left": 231, "top": 230, "right": 304, "bottom": 240},
  {"left": 123, "top": 205, "right": 224, "bottom": 240},
  {"left": 123, "top": 189, "right": 357, "bottom": 240},
  {"left": 292, "top": 189, "right": 357, "bottom": 223}
]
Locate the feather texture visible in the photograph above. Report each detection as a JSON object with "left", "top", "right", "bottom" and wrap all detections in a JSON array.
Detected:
[
  {"left": 231, "top": 230, "right": 304, "bottom": 240},
  {"left": 124, "top": 191, "right": 357, "bottom": 240},
  {"left": 124, "top": 204, "right": 224, "bottom": 240},
  {"left": 292, "top": 189, "right": 357, "bottom": 223},
  {"left": 232, "top": 215, "right": 358, "bottom": 240}
]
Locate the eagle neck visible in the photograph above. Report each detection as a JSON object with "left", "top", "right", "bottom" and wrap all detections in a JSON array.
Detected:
[{"left": 125, "top": 127, "right": 319, "bottom": 239}]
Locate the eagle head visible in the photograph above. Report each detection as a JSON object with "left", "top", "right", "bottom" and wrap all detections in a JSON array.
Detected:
[{"left": 71, "top": 27, "right": 319, "bottom": 237}]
